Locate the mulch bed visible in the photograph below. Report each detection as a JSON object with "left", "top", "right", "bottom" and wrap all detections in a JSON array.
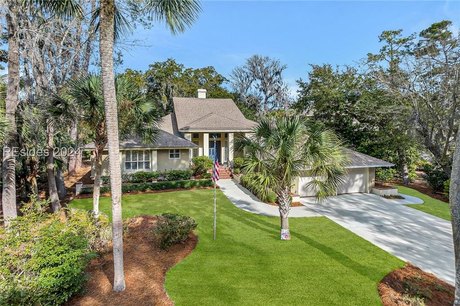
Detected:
[
  {"left": 406, "top": 181, "right": 449, "bottom": 203},
  {"left": 379, "top": 264, "right": 454, "bottom": 306},
  {"left": 67, "top": 216, "right": 197, "bottom": 306}
]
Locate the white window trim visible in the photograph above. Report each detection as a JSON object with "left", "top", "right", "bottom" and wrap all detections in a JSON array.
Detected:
[
  {"left": 169, "top": 149, "right": 181, "bottom": 159},
  {"left": 124, "top": 150, "right": 151, "bottom": 171}
]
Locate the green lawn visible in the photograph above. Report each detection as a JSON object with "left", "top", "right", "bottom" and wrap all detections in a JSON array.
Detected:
[
  {"left": 71, "top": 190, "right": 403, "bottom": 306},
  {"left": 398, "top": 186, "right": 451, "bottom": 221}
]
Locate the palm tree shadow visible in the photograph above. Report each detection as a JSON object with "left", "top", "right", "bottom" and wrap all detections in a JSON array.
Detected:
[
  {"left": 226, "top": 207, "right": 385, "bottom": 281},
  {"left": 223, "top": 208, "right": 280, "bottom": 240},
  {"left": 292, "top": 229, "right": 386, "bottom": 281}
]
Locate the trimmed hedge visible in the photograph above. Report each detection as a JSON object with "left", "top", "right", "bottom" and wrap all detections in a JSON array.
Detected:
[
  {"left": 101, "top": 170, "right": 192, "bottom": 185},
  {"left": 164, "top": 169, "right": 193, "bottom": 181},
  {"left": 80, "top": 179, "right": 213, "bottom": 195}
]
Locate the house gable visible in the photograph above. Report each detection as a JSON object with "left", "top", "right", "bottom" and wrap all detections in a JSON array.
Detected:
[{"left": 172, "top": 97, "right": 257, "bottom": 132}]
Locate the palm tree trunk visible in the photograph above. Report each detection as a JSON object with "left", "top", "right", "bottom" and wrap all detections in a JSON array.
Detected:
[
  {"left": 450, "top": 129, "right": 460, "bottom": 305},
  {"left": 100, "top": 0, "right": 125, "bottom": 292},
  {"left": 28, "top": 156, "right": 39, "bottom": 195},
  {"left": 92, "top": 149, "right": 103, "bottom": 216},
  {"left": 2, "top": 3, "right": 20, "bottom": 224},
  {"left": 55, "top": 165, "right": 67, "bottom": 200},
  {"left": 46, "top": 120, "right": 61, "bottom": 212},
  {"left": 278, "top": 187, "right": 291, "bottom": 240},
  {"left": 68, "top": 120, "right": 79, "bottom": 175}
]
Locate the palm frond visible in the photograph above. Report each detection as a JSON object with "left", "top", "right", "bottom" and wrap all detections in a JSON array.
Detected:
[
  {"left": 238, "top": 114, "right": 348, "bottom": 203},
  {"left": 91, "top": 3, "right": 133, "bottom": 42},
  {"left": 22, "top": 0, "right": 83, "bottom": 18},
  {"left": 143, "top": 0, "right": 201, "bottom": 35}
]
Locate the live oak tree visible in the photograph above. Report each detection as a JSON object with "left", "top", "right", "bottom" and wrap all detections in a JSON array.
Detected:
[
  {"left": 144, "top": 59, "right": 233, "bottom": 115},
  {"left": 295, "top": 64, "right": 419, "bottom": 184},
  {"left": 368, "top": 21, "right": 460, "bottom": 176},
  {"left": 1, "top": 0, "right": 91, "bottom": 216},
  {"left": 236, "top": 116, "right": 347, "bottom": 240},
  {"left": 231, "top": 55, "right": 291, "bottom": 116}
]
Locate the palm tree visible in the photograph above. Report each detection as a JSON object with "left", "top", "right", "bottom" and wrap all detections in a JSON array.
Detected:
[
  {"left": 2, "top": 1, "right": 20, "bottom": 224},
  {"left": 99, "top": 0, "right": 200, "bottom": 292},
  {"left": 41, "top": 91, "right": 79, "bottom": 211},
  {"left": 1, "top": 0, "right": 83, "bottom": 223},
  {"left": 64, "top": 74, "right": 158, "bottom": 215},
  {"left": 236, "top": 116, "right": 348, "bottom": 240}
]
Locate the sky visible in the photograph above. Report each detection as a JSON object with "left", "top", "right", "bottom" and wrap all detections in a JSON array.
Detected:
[{"left": 119, "top": 0, "right": 460, "bottom": 94}]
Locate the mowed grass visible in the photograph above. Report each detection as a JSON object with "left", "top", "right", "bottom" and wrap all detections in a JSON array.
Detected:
[
  {"left": 71, "top": 190, "right": 403, "bottom": 306},
  {"left": 398, "top": 186, "right": 451, "bottom": 221}
]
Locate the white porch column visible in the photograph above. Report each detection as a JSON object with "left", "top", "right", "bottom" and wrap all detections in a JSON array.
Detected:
[
  {"left": 198, "top": 134, "right": 203, "bottom": 156},
  {"left": 203, "top": 133, "right": 209, "bottom": 157},
  {"left": 184, "top": 133, "right": 193, "bottom": 160},
  {"left": 228, "top": 132, "right": 234, "bottom": 163}
]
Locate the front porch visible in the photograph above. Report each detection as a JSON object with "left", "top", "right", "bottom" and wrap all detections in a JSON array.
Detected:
[{"left": 184, "top": 132, "right": 246, "bottom": 165}]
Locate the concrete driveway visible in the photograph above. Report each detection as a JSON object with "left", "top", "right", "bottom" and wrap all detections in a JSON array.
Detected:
[{"left": 301, "top": 193, "right": 454, "bottom": 284}]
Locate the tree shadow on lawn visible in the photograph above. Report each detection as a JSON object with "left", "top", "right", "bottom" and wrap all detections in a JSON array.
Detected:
[{"left": 224, "top": 207, "right": 388, "bottom": 282}]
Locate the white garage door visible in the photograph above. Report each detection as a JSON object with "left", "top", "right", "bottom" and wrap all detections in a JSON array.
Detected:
[{"left": 298, "top": 168, "right": 367, "bottom": 197}]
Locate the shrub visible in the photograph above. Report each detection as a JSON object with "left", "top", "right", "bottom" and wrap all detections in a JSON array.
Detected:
[
  {"left": 0, "top": 198, "right": 96, "bottom": 305},
  {"left": 201, "top": 172, "right": 212, "bottom": 179},
  {"left": 164, "top": 169, "right": 193, "bottom": 181},
  {"left": 232, "top": 157, "right": 245, "bottom": 170},
  {"left": 423, "top": 165, "right": 449, "bottom": 192},
  {"left": 191, "top": 156, "right": 213, "bottom": 176},
  {"left": 67, "top": 209, "right": 111, "bottom": 253},
  {"left": 101, "top": 176, "right": 110, "bottom": 184},
  {"left": 131, "top": 171, "right": 159, "bottom": 183},
  {"left": 240, "top": 174, "right": 278, "bottom": 203},
  {"left": 376, "top": 168, "right": 397, "bottom": 183},
  {"left": 444, "top": 179, "right": 450, "bottom": 197},
  {"left": 154, "top": 213, "right": 197, "bottom": 249}
]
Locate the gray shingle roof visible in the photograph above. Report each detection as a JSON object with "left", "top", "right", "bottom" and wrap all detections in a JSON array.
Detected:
[
  {"left": 345, "top": 149, "right": 394, "bottom": 168},
  {"left": 158, "top": 114, "right": 181, "bottom": 136},
  {"left": 83, "top": 130, "right": 197, "bottom": 150},
  {"left": 172, "top": 97, "right": 257, "bottom": 132}
]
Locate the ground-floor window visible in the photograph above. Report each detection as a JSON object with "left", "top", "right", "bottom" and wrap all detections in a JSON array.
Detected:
[
  {"left": 169, "top": 149, "right": 180, "bottom": 159},
  {"left": 125, "top": 150, "right": 151, "bottom": 170}
]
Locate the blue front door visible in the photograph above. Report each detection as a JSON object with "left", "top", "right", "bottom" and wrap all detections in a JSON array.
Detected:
[
  {"left": 209, "top": 140, "right": 221, "bottom": 162},
  {"left": 209, "top": 147, "right": 217, "bottom": 161}
]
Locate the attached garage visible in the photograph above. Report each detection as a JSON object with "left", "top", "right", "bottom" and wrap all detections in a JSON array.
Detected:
[{"left": 295, "top": 149, "right": 392, "bottom": 197}]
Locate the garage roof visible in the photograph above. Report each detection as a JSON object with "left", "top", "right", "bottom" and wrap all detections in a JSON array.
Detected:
[{"left": 345, "top": 149, "right": 394, "bottom": 168}]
